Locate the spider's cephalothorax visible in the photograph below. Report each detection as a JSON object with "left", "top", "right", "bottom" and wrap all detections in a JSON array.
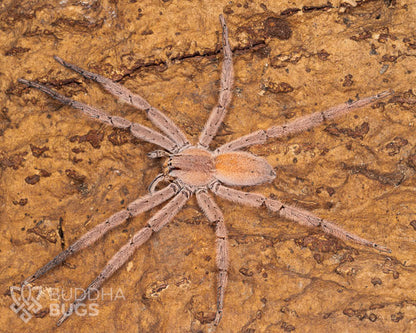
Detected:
[
  {"left": 18, "top": 14, "right": 392, "bottom": 328},
  {"left": 160, "top": 147, "right": 276, "bottom": 190}
]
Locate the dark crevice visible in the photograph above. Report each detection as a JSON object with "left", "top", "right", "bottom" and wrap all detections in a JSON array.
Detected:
[
  {"left": 342, "top": 163, "right": 407, "bottom": 186},
  {"left": 302, "top": 4, "right": 333, "bottom": 13},
  {"left": 29, "top": 1, "right": 381, "bottom": 87},
  {"left": 30, "top": 3, "right": 349, "bottom": 86},
  {"left": 58, "top": 217, "right": 65, "bottom": 250},
  {"left": 114, "top": 41, "right": 266, "bottom": 83},
  {"left": 44, "top": 41, "right": 266, "bottom": 88}
]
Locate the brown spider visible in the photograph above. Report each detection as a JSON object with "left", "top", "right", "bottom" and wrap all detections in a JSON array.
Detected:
[{"left": 18, "top": 15, "right": 392, "bottom": 327}]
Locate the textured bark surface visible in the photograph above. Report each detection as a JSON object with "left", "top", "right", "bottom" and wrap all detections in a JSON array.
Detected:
[{"left": 1, "top": 0, "right": 416, "bottom": 332}]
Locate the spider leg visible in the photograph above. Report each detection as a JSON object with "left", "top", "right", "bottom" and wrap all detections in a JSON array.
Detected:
[
  {"left": 52, "top": 56, "right": 189, "bottom": 149},
  {"left": 216, "top": 90, "right": 393, "bottom": 153},
  {"left": 56, "top": 187, "right": 190, "bottom": 326},
  {"left": 148, "top": 173, "right": 166, "bottom": 193},
  {"left": 18, "top": 78, "right": 177, "bottom": 152},
  {"left": 210, "top": 182, "right": 391, "bottom": 253},
  {"left": 196, "top": 190, "right": 228, "bottom": 326},
  {"left": 198, "top": 14, "right": 234, "bottom": 148},
  {"left": 22, "top": 183, "right": 180, "bottom": 286}
]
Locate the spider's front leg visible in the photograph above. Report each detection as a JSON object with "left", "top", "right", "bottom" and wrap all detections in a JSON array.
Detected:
[
  {"left": 210, "top": 182, "right": 391, "bottom": 253},
  {"left": 56, "top": 187, "right": 191, "bottom": 326},
  {"left": 196, "top": 190, "right": 228, "bottom": 326},
  {"left": 22, "top": 184, "right": 179, "bottom": 286},
  {"left": 18, "top": 79, "right": 177, "bottom": 152},
  {"left": 52, "top": 56, "right": 190, "bottom": 149}
]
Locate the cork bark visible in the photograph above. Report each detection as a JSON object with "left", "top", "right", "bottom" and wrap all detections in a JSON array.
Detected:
[{"left": 1, "top": 0, "right": 416, "bottom": 332}]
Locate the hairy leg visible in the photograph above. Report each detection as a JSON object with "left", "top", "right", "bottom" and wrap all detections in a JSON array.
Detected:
[
  {"left": 19, "top": 79, "right": 177, "bottom": 152},
  {"left": 52, "top": 56, "right": 189, "bottom": 148},
  {"left": 22, "top": 184, "right": 180, "bottom": 286},
  {"left": 210, "top": 182, "right": 391, "bottom": 253},
  {"left": 196, "top": 190, "right": 228, "bottom": 326},
  {"left": 216, "top": 91, "right": 393, "bottom": 153},
  {"left": 198, "top": 14, "right": 234, "bottom": 148},
  {"left": 56, "top": 188, "right": 190, "bottom": 326}
]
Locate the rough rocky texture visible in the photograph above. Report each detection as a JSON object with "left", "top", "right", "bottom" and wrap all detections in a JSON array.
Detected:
[{"left": 1, "top": 0, "right": 416, "bottom": 332}]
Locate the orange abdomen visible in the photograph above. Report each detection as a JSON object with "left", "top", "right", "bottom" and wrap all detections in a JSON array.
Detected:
[{"left": 214, "top": 151, "right": 276, "bottom": 186}]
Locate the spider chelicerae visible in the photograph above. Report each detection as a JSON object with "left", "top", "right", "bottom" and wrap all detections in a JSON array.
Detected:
[{"left": 18, "top": 14, "right": 392, "bottom": 327}]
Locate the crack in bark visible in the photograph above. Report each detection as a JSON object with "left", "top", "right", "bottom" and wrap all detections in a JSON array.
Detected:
[
  {"left": 115, "top": 41, "right": 267, "bottom": 83},
  {"left": 341, "top": 162, "right": 408, "bottom": 186}
]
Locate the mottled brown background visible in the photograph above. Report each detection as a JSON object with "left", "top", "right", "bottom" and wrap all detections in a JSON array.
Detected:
[{"left": 1, "top": 0, "right": 416, "bottom": 332}]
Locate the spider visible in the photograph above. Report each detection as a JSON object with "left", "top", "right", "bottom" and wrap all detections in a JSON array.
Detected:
[{"left": 18, "top": 14, "right": 392, "bottom": 327}]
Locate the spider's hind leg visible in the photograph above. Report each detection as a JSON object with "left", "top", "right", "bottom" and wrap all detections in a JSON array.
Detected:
[
  {"left": 217, "top": 90, "right": 393, "bottom": 153},
  {"left": 210, "top": 183, "right": 391, "bottom": 253},
  {"left": 265, "top": 197, "right": 392, "bottom": 253}
]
